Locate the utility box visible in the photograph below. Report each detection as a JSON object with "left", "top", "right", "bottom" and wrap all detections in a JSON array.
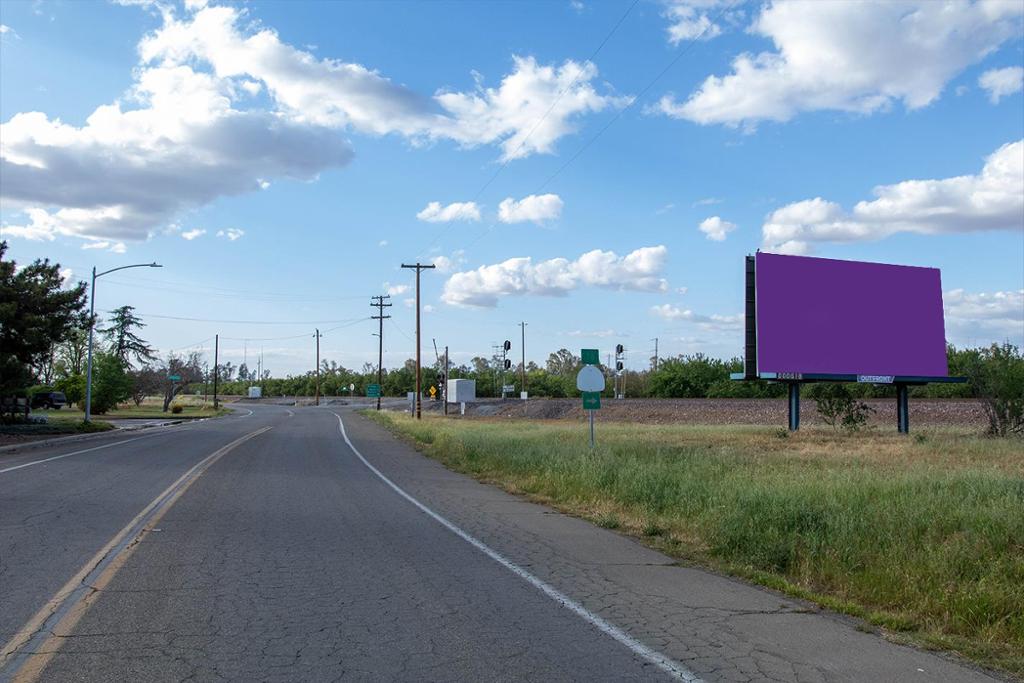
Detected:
[
  {"left": 447, "top": 379, "right": 476, "bottom": 403},
  {"left": 247, "top": 386, "right": 262, "bottom": 399}
]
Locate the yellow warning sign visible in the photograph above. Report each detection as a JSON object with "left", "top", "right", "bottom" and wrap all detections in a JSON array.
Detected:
[{"left": 429, "top": 385, "right": 437, "bottom": 398}]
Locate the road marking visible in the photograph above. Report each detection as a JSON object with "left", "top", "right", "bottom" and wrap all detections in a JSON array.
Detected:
[
  {"left": 0, "top": 426, "right": 272, "bottom": 683},
  {"left": 0, "top": 431, "right": 172, "bottom": 474},
  {"left": 286, "top": 409, "right": 294, "bottom": 417},
  {"left": 332, "top": 412, "right": 700, "bottom": 682}
]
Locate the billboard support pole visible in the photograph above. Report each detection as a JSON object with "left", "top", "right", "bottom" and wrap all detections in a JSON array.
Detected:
[
  {"left": 788, "top": 383, "right": 800, "bottom": 431},
  {"left": 896, "top": 384, "right": 909, "bottom": 434}
]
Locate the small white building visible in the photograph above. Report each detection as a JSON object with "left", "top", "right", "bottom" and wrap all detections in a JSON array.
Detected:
[{"left": 247, "top": 386, "right": 262, "bottom": 399}]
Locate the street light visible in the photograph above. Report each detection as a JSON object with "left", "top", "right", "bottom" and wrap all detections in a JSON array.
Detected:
[{"left": 84, "top": 262, "right": 162, "bottom": 422}]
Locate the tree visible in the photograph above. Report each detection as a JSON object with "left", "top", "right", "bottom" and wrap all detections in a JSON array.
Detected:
[
  {"left": 546, "top": 348, "right": 580, "bottom": 376},
  {"left": 810, "top": 383, "right": 875, "bottom": 432},
  {"left": 130, "top": 365, "right": 164, "bottom": 406},
  {"left": 56, "top": 327, "right": 89, "bottom": 377},
  {"left": 968, "top": 343, "right": 1024, "bottom": 436},
  {"left": 101, "top": 305, "right": 156, "bottom": 367},
  {"left": 0, "top": 242, "right": 88, "bottom": 396},
  {"left": 160, "top": 353, "right": 203, "bottom": 411},
  {"left": 89, "top": 352, "right": 133, "bottom": 414}
]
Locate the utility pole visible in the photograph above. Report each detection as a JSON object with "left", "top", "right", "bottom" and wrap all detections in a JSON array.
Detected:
[
  {"left": 518, "top": 321, "right": 527, "bottom": 397},
  {"left": 400, "top": 262, "right": 435, "bottom": 419},
  {"left": 371, "top": 295, "right": 392, "bottom": 411},
  {"left": 314, "top": 328, "right": 323, "bottom": 406},
  {"left": 651, "top": 337, "right": 659, "bottom": 371},
  {"left": 444, "top": 345, "right": 449, "bottom": 416},
  {"left": 213, "top": 334, "right": 219, "bottom": 409}
]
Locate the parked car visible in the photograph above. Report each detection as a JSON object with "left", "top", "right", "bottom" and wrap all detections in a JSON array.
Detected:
[{"left": 31, "top": 391, "right": 67, "bottom": 410}]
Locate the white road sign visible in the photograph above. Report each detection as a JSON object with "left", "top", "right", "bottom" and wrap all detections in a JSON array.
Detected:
[{"left": 576, "top": 365, "right": 606, "bottom": 392}]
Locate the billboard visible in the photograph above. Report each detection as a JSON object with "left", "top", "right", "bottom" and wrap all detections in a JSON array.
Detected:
[{"left": 754, "top": 252, "right": 948, "bottom": 377}]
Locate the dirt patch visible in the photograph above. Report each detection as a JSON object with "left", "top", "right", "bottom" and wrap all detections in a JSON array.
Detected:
[{"left": 421, "top": 397, "right": 988, "bottom": 429}]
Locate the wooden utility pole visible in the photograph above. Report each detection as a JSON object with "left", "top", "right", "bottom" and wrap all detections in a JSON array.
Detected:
[
  {"left": 314, "top": 328, "right": 323, "bottom": 406},
  {"left": 371, "top": 295, "right": 392, "bottom": 411},
  {"left": 651, "top": 337, "right": 659, "bottom": 371},
  {"left": 400, "top": 263, "right": 435, "bottom": 419},
  {"left": 213, "top": 334, "right": 219, "bottom": 409},
  {"left": 518, "top": 321, "right": 527, "bottom": 396}
]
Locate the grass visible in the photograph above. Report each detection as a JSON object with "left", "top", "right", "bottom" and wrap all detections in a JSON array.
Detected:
[
  {"left": 47, "top": 396, "right": 232, "bottom": 420},
  {"left": 367, "top": 412, "right": 1024, "bottom": 677},
  {"left": 0, "top": 417, "right": 115, "bottom": 436}
]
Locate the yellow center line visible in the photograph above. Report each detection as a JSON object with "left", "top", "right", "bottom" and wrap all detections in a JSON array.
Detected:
[{"left": 0, "top": 426, "right": 273, "bottom": 682}]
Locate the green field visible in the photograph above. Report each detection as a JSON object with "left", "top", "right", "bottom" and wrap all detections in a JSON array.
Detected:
[{"left": 369, "top": 412, "right": 1024, "bottom": 676}]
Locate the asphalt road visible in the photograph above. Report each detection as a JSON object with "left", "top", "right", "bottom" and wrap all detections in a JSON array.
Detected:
[{"left": 0, "top": 404, "right": 1005, "bottom": 682}]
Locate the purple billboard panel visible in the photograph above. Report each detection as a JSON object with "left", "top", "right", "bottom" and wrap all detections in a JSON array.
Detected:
[{"left": 756, "top": 253, "right": 948, "bottom": 377}]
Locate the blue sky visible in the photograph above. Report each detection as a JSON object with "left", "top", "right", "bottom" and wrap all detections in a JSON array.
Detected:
[{"left": 2, "top": 0, "right": 1022, "bottom": 376}]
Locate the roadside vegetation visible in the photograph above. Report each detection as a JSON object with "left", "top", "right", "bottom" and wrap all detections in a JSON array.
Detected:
[{"left": 370, "top": 412, "right": 1024, "bottom": 676}]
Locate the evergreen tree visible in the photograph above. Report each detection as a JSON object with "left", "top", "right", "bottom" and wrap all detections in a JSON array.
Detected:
[{"left": 101, "top": 305, "right": 156, "bottom": 367}]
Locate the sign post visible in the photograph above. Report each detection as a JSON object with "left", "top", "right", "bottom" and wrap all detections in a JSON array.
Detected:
[{"left": 576, "top": 350, "right": 605, "bottom": 449}]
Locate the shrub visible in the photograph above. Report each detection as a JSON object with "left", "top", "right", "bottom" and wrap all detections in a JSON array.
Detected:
[
  {"left": 967, "top": 343, "right": 1024, "bottom": 437},
  {"left": 89, "top": 353, "right": 133, "bottom": 414},
  {"left": 171, "top": 404, "right": 184, "bottom": 414},
  {"left": 812, "top": 383, "right": 875, "bottom": 431}
]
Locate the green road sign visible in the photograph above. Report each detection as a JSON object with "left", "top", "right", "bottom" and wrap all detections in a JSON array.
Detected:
[
  {"left": 168, "top": 374, "right": 182, "bottom": 381},
  {"left": 582, "top": 391, "right": 601, "bottom": 410},
  {"left": 366, "top": 383, "right": 381, "bottom": 398},
  {"left": 581, "top": 348, "right": 599, "bottom": 365}
]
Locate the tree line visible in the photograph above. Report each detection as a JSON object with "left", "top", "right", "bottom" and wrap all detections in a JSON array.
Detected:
[{"left": 2, "top": 241, "right": 1020, "bottom": 433}]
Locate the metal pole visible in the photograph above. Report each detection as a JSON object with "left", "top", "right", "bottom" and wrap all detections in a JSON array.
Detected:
[
  {"left": 315, "top": 328, "right": 321, "bottom": 406},
  {"left": 788, "top": 383, "right": 800, "bottom": 431},
  {"left": 589, "top": 410, "right": 595, "bottom": 449},
  {"left": 897, "top": 384, "right": 910, "bottom": 434},
  {"left": 377, "top": 322, "right": 384, "bottom": 411},
  {"left": 444, "top": 346, "right": 449, "bottom": 416},
  {"left": 84, "top": 267, "right": 97, "bottom": 422},
  {"left": 213, "top": 335, "right": 219, "bottom": 408},
  {"left": 519, "top": 321, "right": 527, "bottom": 396}
]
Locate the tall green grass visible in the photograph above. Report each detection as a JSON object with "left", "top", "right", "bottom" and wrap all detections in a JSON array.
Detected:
[{"left": 371, "top": 413, "right": 1024, "bottom": 676}]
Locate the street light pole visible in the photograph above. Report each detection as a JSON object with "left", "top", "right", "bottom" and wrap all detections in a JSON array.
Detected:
[{"left": 84, "top": 262, "right": 162, "bottom": 423}]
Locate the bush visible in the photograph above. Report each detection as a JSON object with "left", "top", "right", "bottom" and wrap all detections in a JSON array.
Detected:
[
  {"left": 89, "top": 353, "right": 133, "bottom": 414},
  {"left": 54, "top": 374, "right": 85, "bottom": 407},
  {"left": 171, "top": 404, "right": 184, "bottom": 414},
  {"left": 811, "top": 383, "right": 875, "bottom": 431},
  {"left": 967, "top": 343, "right": 1024, "bottom": 437}
]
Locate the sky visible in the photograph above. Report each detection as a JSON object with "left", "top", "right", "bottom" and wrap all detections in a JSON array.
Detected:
[{"left": 1, "top": 0, "right": 1022, "bottom": 377}]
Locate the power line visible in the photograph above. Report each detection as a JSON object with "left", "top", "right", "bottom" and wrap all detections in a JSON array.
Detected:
[
  {"left": 418, "top": 0, "right": 640, "bottom": 258},
  {"left": 455, "top": 0, "right": 737, "bottom": 256},
  {"left": 135, "top": 313, "right": 367, "bottom": 325}
]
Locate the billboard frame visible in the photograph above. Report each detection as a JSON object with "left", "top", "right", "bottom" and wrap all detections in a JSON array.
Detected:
[{"left": 732, "top": 254, "right": 966, "bottom": 433}]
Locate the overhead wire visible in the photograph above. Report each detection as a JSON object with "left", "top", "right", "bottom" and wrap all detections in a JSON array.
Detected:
[
  {"left": 454, "top": 0, "right": 738, "bottom": 256},
  {"left": 417, "top": 0, "right": 641, "bottom": 259}
]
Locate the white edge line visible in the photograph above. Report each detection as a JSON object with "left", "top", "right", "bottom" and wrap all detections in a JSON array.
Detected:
[
  {"left": 332, "top": 412, "right": 700, "bottom": 682},
  {"left": 0, "top": 433, "right": 156, "bottom": 474}
]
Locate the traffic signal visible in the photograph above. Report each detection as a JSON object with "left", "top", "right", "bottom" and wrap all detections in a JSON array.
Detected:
[
  {"left": 438, "top": 372, "right": 446, "bottom": 384},
  {"left": 616, "top": 361, "right": 624, "bottom": 371},
  {"left": 504, "top": 359, "right": 512, "bottom": 369},
  {"left": 616, "top": 344, "right": 624, "bottom": 354},
  {"left": 503, "top": 340, "right": 511, "bottom": 351}
]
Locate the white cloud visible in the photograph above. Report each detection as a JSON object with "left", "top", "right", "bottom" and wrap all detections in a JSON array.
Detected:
[
  {"left": 0, "top": 24, "right": 20, "bottom": 39},
  {"left": 498, "top": 193, "right": 563, "bottom": 224},
  {"left": 699, "top": 215, "right": 736, "bottom": 241},
  {"left": 416, "top": 201, "right": 481, "bottom": 223},
  {"left": 378, "top": 239, "right": 388, "bottom": 247},
  {"left": 435, "top": 56, "right": 628, "bottom": 161},
  {"left": 657, "top": 0, "right": 1023, "bottom": 127},
  {"left": 1, "top": 4, "right": 621, "bottom": 247},
  {"left": 762, "top": 139, "right": 1024, "bottom": 253},
  {"left": 650, "top": 303, "right": 742, "bottom": 331},
  {"left": 442, "top": 245, "right": 668, "bottom": 307},
  {"left": 431, "top": 250, "right": 466, "bottom": 273},
  {"left": 385, "top": 282, "right": 409, "bottom": 296},
  {"left": 664, "top": 1, "right": 727, "bottom": 44},
  {"left": 566, "top": 329, "right": 619, "bottom": 338},
  {"left": 944, "top": 289, "right": 1024, "bottom": 345},
  {"left": 216, "top": 228, "right": 245, "bottom": 241},
  {"left": 59, "top": 268, "right": 74, "bottom": 286},
  {"left": 693, "top": 197, "right": 722, "bottom": 207},
  {"left": 979, "top": 66, "right": 1024, "bottom": 103},
  {"left": 181, "top": 228, "right": 206, "bottom": 240}
]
